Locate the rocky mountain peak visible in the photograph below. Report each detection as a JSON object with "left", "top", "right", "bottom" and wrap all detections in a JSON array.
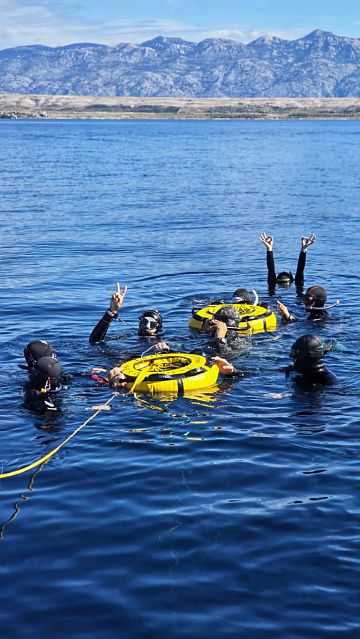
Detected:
[
  {"left": 141, "top": 36, "right": 193, "bottom": 50},
  {"left": 1, "top": 31, "right": 360, "bottom": 98}
]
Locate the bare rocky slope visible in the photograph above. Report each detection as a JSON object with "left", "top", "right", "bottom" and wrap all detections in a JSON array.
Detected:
[{"left": 1, "top": 30, "right": 360, "bottom": 98}]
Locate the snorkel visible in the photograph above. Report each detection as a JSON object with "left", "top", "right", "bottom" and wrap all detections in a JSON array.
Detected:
[
  {"left": 304, "top": 300, "right": 340, "bottom": 311},
  {"left": 233, "top": 288, "right": 259, "bottom": 306},
  {"left": 302, "top": 285, "right": 339, "bottom": 313}
]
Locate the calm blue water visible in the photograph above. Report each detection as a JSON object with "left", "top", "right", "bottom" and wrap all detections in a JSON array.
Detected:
[{"left": 0, "top": 119, "right": 360, "bottom": 639}]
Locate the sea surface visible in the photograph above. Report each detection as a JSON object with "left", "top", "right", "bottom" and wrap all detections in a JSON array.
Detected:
[{"left": 0, "top": 118, "right": 359, "bottom": 639}]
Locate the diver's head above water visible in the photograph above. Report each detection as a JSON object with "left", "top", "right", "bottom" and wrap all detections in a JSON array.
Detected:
[
  {"left": 213, "top": 305, "right": 241, "bottom": 328},
  {"left": 138, "top": 309, "right": 163, "bottom": 336},
  {"left": 201, "top": 305, "right": 241, "bottom": 337},
  {"left": 290, "top": 334, "right": 325, "bottom": 373},
  {"left": 24, "top": 340, "right": 57, "bottom": 369},
  {"left": 233, "top": 288, "right": 252, "bottom": 304},
  {"left": 276, "top": 271, "right": 294, "bottom": 287},
  {"left": 302, "top": 285, "right": 327, "bottom": 311},
  {"left": 29, "top": 356, "right": 63, "bottom": 393}
]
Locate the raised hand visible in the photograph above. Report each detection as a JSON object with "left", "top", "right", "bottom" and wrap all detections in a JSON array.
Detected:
[
  {"left": 260, "top": 232, "right": 273, "bottom": 251},
  {"left": 301, "top": 234, "right": 316, "bottom": 251},
  {"left": 109, "top": 281, "right": 127, "bottom": 314}
]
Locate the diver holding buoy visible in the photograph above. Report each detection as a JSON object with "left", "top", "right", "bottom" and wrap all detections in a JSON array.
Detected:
[
  {"left": 285, "top": 335, "right": 337, "bottom": 388},
  {"left": 189, "top": 296, "right": 277, "bottom": 337},
  {"left": 91, "top": 349, "right": 245, "bottom": 396},
  {"left": 260, "top": 232, "right": 316, "bottom": 296},
  {"left": 88, "top": 284, "right": 247, "bottom": 395}
]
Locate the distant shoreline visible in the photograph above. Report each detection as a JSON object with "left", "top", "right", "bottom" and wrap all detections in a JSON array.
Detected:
[{"left": 1, "top": 93, "right": 360, "bottom": 120}]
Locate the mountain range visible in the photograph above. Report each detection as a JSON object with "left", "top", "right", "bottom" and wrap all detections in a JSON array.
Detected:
[{"left": 1, "top": 30, "right": 360, "bottom": 98}]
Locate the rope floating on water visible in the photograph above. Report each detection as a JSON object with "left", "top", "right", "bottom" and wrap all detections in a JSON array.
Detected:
[
  {"left": 1, "top": 350, "right": 211, "bottom": 480},
  {"left": 0, "top": 392, "right": 118, "bottom": 480}
]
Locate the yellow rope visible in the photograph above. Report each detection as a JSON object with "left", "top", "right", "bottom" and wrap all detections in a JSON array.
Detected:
[
  {"left": 128, "top": 360, "right": 156, "bottom": 394},
  {"left": 0, "top": 392, "right": 118, "bottom": 480}
]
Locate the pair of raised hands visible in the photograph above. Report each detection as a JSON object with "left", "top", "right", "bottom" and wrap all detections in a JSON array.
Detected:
[{"left": 259, "top": 232, "right": 316, "bottom": 252}]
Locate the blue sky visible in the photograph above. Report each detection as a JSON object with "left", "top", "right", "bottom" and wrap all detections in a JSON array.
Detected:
[{"left": 1, "top": 0, "right": 360, "bottom": 49}]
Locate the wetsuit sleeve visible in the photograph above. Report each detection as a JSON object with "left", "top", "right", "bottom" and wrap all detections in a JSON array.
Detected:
[
  {"left": 266, "top": 251, "right": 276, "bottom": 295},
  {"left": 295, "top": 250, "right": 306, "bottom": 294},
  {"left": 89, "top": 309, "right": 118, "bottom": 343},
  {"left": 209, "top": 332, "right": 247, "bottom": 355}
]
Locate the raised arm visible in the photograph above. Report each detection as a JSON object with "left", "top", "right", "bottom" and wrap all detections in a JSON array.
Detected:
[
  {"left": 260, "top": 232, "right": 276, "bottom": 295},
  {"left": 89, "top": 282, "right": 128, "bottom": 343},
  {"left": 295, "top": 234, "right": 316, "bottom": 293}
]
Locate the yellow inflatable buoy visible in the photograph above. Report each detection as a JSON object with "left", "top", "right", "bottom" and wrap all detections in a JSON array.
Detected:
[
  {"left": 189, "top": 303, "right": 277, "bottom": 335},
  {"left": 119, "top": 352, "right": 219, "bottom": 396}
]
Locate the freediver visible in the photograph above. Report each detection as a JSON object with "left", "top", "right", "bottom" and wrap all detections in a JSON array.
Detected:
[
  {"left": 276, "top": 285, "right": 337, "bottom": 323},
  {"left": 23, "top": 355, "right": 64, "bottom": 413},
  {"left": 91, "top": 352, "right": 245, "bottom": 391},
  {"left": 200, "top": 305, "right": 251, "bottom": 356},
  {"left": 285, "top": 334, "right": 337, "bottom": 388},
  {"left": 89, "top": 282, "right": 166, "bottom": 345},
  {"left": 260, "top": 232, "right": 316, "bottom": 296},
  {"left": 22, "top": 339, "right": 57, "bottom": 370}
]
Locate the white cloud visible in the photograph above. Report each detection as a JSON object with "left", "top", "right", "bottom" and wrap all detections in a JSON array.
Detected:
[
  {"left": 180, "top": 27, "right": 308, "bottom": 43},
  {"left": 0, "top": 0, "right": 84, "bottom": 47},
  {"left": 86, "top": 19, "right": 197, "bottom": 45},
  {"left": 0, "top": 0, "right": 312, "bottom": 48}
]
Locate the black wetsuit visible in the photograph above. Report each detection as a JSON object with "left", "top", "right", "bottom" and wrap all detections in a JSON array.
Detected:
[
  {"left": 267, "top": 249, "right": 306, "bottom": 296},
  {"left": 89, "top": 309, "right": 119, "bottom": 343},
  {"left": 286, "top": 361, "right": 336, "bottom": 389},
  {"left": 282, "top": 308, "right": 330, "bottom": 324},
  {"left": 23, "top": 383, "right": 62, "bottom": 414},
  {"left": 305, "top": 309, "right": 329, "bottom": 322},
  {"left": 89, "top": 313, "right": 170, "bottom": 377}
]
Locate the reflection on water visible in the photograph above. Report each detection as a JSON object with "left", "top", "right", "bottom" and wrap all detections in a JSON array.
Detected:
[{"left": 0, "top": 463, "right": 46, "bottom": 539}]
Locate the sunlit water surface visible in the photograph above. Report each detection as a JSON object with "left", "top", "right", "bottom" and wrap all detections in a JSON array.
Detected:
[{"left": 0, "top": 119, "right": 359, "bottom": 638}]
